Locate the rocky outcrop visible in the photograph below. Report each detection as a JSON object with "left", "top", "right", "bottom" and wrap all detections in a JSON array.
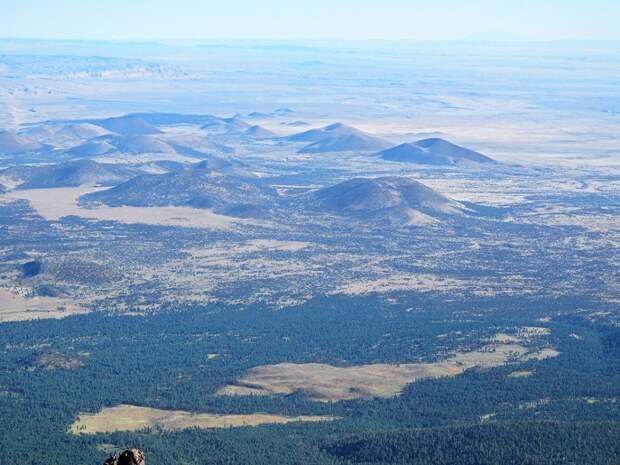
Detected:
[
  {"left": 26, "top": 350, "right": 85, "bottom": 370},
  {"left": 104, "top": 449, "right": 146, "bottom": 465}
]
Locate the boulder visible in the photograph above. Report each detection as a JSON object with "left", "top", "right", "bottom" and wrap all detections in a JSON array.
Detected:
[{"left": 104, "top": 449, "right": 146, "bottom": 465}]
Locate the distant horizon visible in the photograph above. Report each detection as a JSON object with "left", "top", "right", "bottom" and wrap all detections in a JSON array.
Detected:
[
  {"left": 0, "top": 36, "right": 620, "bottom": 46},
  {"left": 3, "top": 37, "right": 620, "bottom": 44},
  {"left": 2, "top": 0, "right": 620, "bottom": 42}
]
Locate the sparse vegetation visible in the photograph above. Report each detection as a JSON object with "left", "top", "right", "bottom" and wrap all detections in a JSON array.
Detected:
[
  {"left": 0, "top": 37, "right": 618, "bottom": 465},
  {"left": 70, "top": 404, "right": 337, "bottom": 434}
]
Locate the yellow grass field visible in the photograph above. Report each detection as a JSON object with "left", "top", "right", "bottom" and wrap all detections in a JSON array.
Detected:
[
  {"left": 0, "top": 288, "right": 88, "bottom": 323},
  {"left": 2, "top": 187, "right": 261, "bottom": 230},
  {"left": 70, "top": 404, "right": 337, "bottom": 434},
  {"left": 218, "top": 342, "right": 559, "bottom": 402}
]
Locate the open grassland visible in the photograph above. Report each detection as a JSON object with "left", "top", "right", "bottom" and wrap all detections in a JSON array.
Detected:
[
  {"left": 0, "top": 288, "right": 88, "bottom": 323},
  {"left": 2, "top": 187, "right": 259, "bottom": 230},
  {"left": 219, "top": 342, "right": 559, "bottom": 402},
  {"left": 70, "top": 404, "right": 337, "bottom": 434}
]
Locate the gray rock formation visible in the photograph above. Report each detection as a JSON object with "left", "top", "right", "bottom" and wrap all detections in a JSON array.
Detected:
[{"left": 104, "top": 449, "right": 146, "bottom": 465}]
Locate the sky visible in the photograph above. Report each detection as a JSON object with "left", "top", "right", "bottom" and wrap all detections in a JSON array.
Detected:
[{"left": 1, "top": 0, "right": 620, "bottom": 41}]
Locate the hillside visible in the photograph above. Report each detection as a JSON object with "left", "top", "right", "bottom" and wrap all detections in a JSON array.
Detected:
[
  {"left": 287, "top": 123, "right": 391, "bottom": 153},
  {"left": 19, "top": 122, "right": 112, "bottom": 148},
  {"left": 308, "top": 176, "right": 462, "bottom": 225},
  {"left": 81, "top": 165, "right": 277, "bottom": 218},
  {"left": 90, "top": 115, "right": 163, "bottom": 136},
  {"left": 245, "top": 125, "right": 277, "bottom": 139},
  {"left": 54, "top": 122, "right": 112, "bottom": 141},
  {"left": 122, "top": 112, "right": 223, "bottom": 126},
  {"left": 0, "top": 160, "right": 135, "bottom": 189},
  {"left": 201, "top": 116, "right": 251, "bottom": 132},
  {"left": 378, "top": 138, "right": 495, "bottom": 165},
  {"left": 67, "top": 134, "right": 203, "bottom": 157},
  {"left": 102, "top": 135, "right": 176, "bottom": 154},
  {"left": 67, "top": 139, "right": 117, "bottom": 157},
  {"left": 0, "top": 130, "right": 46, "bottom": 155}
]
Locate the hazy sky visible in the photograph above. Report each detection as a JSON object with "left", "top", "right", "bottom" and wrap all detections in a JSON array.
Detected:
[{"left": 1, "top": 0, "right": 619, "bottom": 41}]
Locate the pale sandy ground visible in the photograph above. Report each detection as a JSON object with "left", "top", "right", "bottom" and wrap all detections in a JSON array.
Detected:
[
  {"left": 0, "top": 288, "right": 88, "bottom": 323},
  {"left": 70, "top": 404, "right": 337, "bottom": 434},
  {"left": 2, "top": 187, "right": 260, "bottom": 230},
  {"left": 218, "top": 341, "right": 559, "bottom": 402}
]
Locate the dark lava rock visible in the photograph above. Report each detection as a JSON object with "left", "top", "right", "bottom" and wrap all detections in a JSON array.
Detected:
[
  {"left": 22, "top": 260, "right": 43, "bottom": 278},
  {"left": 104, "top": 449, "right": 146, "bottom": 465}
]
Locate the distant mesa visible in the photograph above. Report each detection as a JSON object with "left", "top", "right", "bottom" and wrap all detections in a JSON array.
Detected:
[
  {"left": 245, "top": 125, "right": 277, "bottom": 139},
  {"left": 246, "top": 111, "right": 273, "bottom": 119},
  {"left": 287, "top": 123, "right": 391, "bottom": 153},
  {"left": 273, "top": 107, "right": 294, "bottom": 115},
  {"left": 90, "top": 115, "right": 163, "bottom": 136},
  {"left": 0, "top": 130, "right": 47, "bottom": 155},
  {"left": 281, "top": 120, "right": 310, "bottom": 127},
  {"left": 308, "top": 176, "right": 463, "bottom": 225},
  {"left": 377, "top": 138, "right": 496, "bottom": 165},
  {"left": 122, "top": 112, "right": 224, "bottom": 126},
  {"left": 81, "top": 164, "right": 277, "bottom": 219},
  {"left": 246, "top": 109, "right": 294, "bottom": 118},
  {"left": 0, "top": 159, "right": 136, "bottom": 189}
]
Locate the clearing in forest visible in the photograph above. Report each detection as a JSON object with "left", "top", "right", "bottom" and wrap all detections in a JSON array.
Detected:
[
  {"left": 218, "top": 341, "right": 559, "bottom": 402},
  {"left": 70, "top": 404, "right": 337, "bottom": 434}
]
